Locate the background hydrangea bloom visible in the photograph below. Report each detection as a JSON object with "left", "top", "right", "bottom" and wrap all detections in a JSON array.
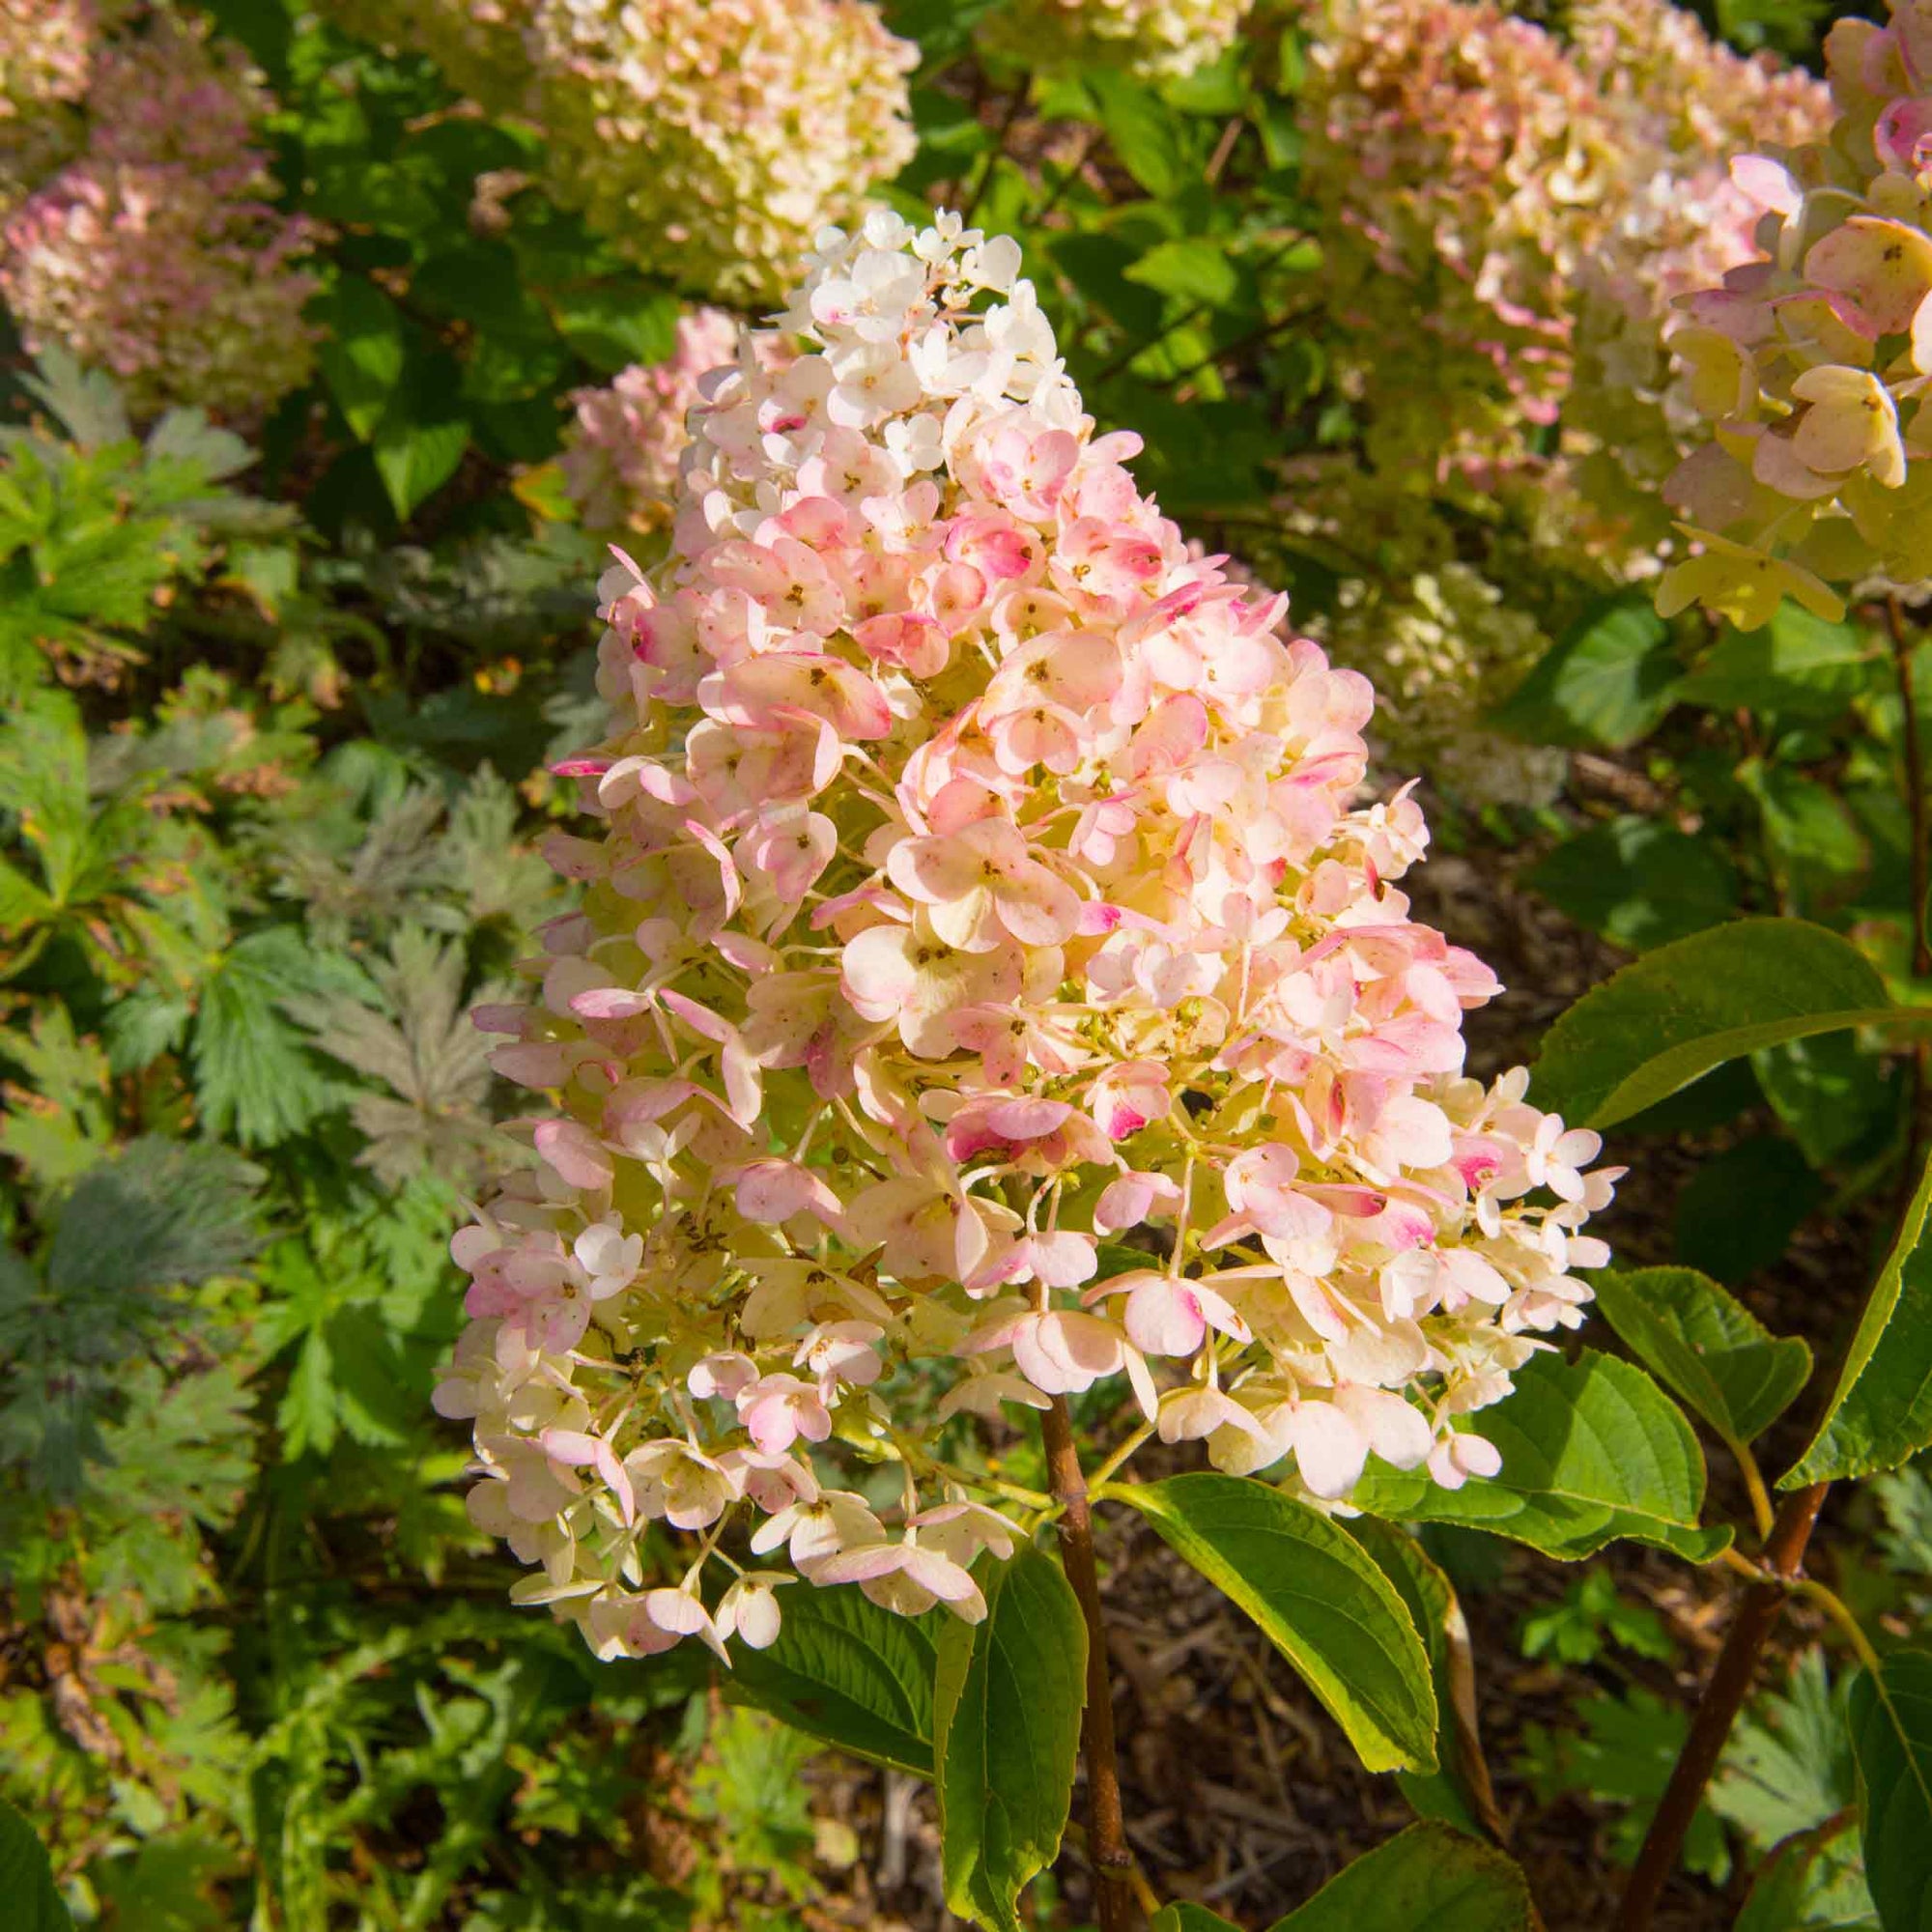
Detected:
[
  {"left": 0, "top": 9, "right": 320, "bottom": 421},
  {"left": 977, "top": 0, "right": 1255, "bottom": 80},
  {"left": 1658, "top": 0, "right": 1932, "bottom": 620},
  {"left": 319, "top": 0, "right": 918, "bottom": 305},
  {"left": 560, "top": 307, "right": 742, "bottom": 535},
  {"left": 442, "top": 213, "right": 1621, "bottom": 1661}
]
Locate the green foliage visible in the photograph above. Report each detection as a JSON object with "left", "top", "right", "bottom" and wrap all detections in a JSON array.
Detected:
[
  {"left": 1346, "top": 1520, "right": 1500, "bottom": 1837},
  {"left": 1848, "top": 1652, "right": 1932, "bottom": 1932},
  {"left": 1350, "top": 1350, "right": 1731, "bottom": 1562},
  {"left": 1527, "top": 816, "right": 1739, "bottom": 952},
  {"left": 1520, "top": 1686, "right": 1730, "bottom": 1879},
  {"left": 1787, "top": 1155, "right": 1932, "bottom": 1488},
  {"left": 1117, "top": 1472, "right": 1438, "bottom": 1774},
  {"left": 932, "top": 1547, "right": 1086, "bottom": 1932},
  {"left": 1531, "top": 918, "right": 1896, "bottom": 1127},
  {"left": 0, "top": 1798, "right": 76, "bottom": 1932},
  {"left": 729, "top": 1581, "right": 943, "bottom": 1776},
  {"left": 1517, "top": 1568, "right": 1673, "bottom": 1669},
  {"left": 1492, "top": 593, "right": 1679, "bottom": 751},
  {"left": 1591, "top": 1266, "right": 1812, "bottom": 1454},
  {"left": 1264, "top": 1822, "right": 1537, "bottom": 1929}
]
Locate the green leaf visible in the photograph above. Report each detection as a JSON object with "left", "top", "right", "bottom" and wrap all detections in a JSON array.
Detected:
[
  {"left": 1085, "top": 70, "right": 1182, "bottom": 197},
  {"left": 1678, "top": 606, "right": 1875, "bottom": 721},
  {"left": 192, "top": 927, "right": 350, "bottom": 1148},
  {"left": 1745, "top": 763, "right": 1870, "bottom": 916},
  {"left": 1591, "top": 1267, "right": 1812, "bottom": 1453},
  {"left": 1674, "top": 1137, "right": 1825, "bottom": 1286},
  {"left": 1849, "top": 1651, "right": 1932, "bottom": 1932},
  {"left": 1346, "top": 1520, "right": 1501, "bottom": 1838},
  {"left": 1114, "top": 1472, "right": 1436, "bottom": 1774},
  {"left": 312, "top": 275, "right": 409, "bottom": 441},
  {"left": 1715, "top": 1650, "right": 1860, "bottom": 1855},
  {"left": 1755, "top": 1033, "right": 1898, "bottom": 1170},
  {"left": 1126, "top": 238, "right": 1239, "bottom": 307},
  {"left": 551, "top": 285, "right": 681, "bottom": 376},
  {"left": 45, "top": 1138, "right": 265, "bottom": 1297},
  {"left": 1492, "top": 593, "right": 1679, "bottom": 750},
  {"left": 1735, "top": 1814, "right": 1877, "bottom": 1932},
  {"left": 1526, "top": 818, "right": 1739, "bottom": 952},
  {"left": 932, "top": 1546, "right": 1086, "bottom": 1932},
  {"left": 1530, "top": 918, "right": 1893, "bottom": 1128},
  {"left": 373, "top": 412, "right": 470, "bottom": 522},
  {"left": 1265, "top": 1821, "right": 1535, "bottom": 1930},
  {"left": 1350, "top": 1350, "right": 1731, "bottom": 1562},
  {"left": 1152, "top": 1908, "right": 1243, "bottom": 1932},
  {"left": 1787, "top": 1155, "right": 1932, "bottom": 1487},
  {"left": 0, "top": 1797, "right": 74, "bottom": 1931},
  {"left": 729, "top": 1584, "right": 942, "bottom": 1776}
]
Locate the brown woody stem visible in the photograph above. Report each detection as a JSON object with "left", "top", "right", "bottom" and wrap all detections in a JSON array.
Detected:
[
  {"left": 1041, "top": 1393, "right": 1138, "bottom": 1932},
  {"left": 1611, "top": 1483, "right": 1828, "bottom": 1931}
]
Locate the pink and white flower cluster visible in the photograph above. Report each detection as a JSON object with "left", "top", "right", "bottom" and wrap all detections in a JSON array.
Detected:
[
  {"left": 1297, "top": 0, "right": 1830, "bottom": 502},
  {"left": 0, "top": 8, "right": 320, "bottom": 421},
  {"left": 978, "top": 0, "right": 1255, "bottom": 80},
  {"left": 560, "top": 309, "right": 743, "bottom": 535},
  {"left": 1660, "top": 0, "right": 1932, "bottom": 626},
  {"left": 319, "top": 0, "right": 917, "bottom": 305},
  {"left": 0, "top": 0, "right": 108, "bottom": 213},
  {"left": 440, "top": 213, "right": 1620, "bottom": 1662}
]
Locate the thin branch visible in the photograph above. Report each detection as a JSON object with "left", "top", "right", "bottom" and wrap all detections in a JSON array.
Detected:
[
  {"left": 1041, "top": 1394, "right": 1138, "bottom": 1932},
  {"left": 1610, "top": 1483, "right": 1828, "bottom": 1931},
  {"left": 1886, "top": 596, "right": 1931, "bottom": 978},
  {"left": 958, "top": 83, "right": 1029, "bottom": 229}
]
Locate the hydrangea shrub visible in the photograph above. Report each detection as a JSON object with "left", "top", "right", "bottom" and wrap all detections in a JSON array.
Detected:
[
  {"left": 440, "top": 214, "right": 1621, "bottom": 1661},
  {"left": 1660, "top": 0, "right": 1932, "bottom": 624},
  {"left": 0, "top": 8, "right": 319, "bottom": 421},
  {"left": 319, "top": 0, "right": 918, "bottom": 304},
  {"left": 977, "top": 0, "right": 1256, "bottom": 80}
]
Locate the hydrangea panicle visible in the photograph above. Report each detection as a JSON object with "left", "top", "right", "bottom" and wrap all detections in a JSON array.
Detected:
[
  {"left": 442, "top": 213, "right": 1622, "bottom": 1662},
  {"left": 977, "top": 0, "right": 1254, "bottom": 79},
  {"left": 318, "top": 0, "right": 918, "bottom": 303},
  {"left": 1657, "top": 0, "right": 1932, "bottom": 617},
  {"left": 0, "top": 8, "right": 320, "bottom": 420}
]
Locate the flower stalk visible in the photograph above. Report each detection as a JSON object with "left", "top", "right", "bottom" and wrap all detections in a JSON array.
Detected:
[{"left": 1041, "top": 1394, "right": 1137, "bottom": 1932}]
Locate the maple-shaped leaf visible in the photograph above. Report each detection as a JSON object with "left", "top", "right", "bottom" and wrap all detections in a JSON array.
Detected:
[{"left": 284, "top": 925, "right": 507, "bottom": 1186}]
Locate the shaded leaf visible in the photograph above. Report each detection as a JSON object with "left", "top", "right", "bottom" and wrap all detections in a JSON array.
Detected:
[
  {"left": 1848, "top": 1651, "right": 1932, "bottom": 1932},
  {"left": 1492, "top": 593, "right": 1679, "bottom": 750},
  {"left": 45, "top": 1137, "right": 266, "bottom": 1297},
  {"left": 1526, "top": 818, "right": 1738, "bottom": 952},
  {"left": 1674, "top": 1138, "right": 1825, "bottom": 1286},
  {"left": 0, "top": 1797, "right": 73, "bottom": 1932},
  {"left": 1346, "top": 1519, "right": 1503, "bottom": 1839}
]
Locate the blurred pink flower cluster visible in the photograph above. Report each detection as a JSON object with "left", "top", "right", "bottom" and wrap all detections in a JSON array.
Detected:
[
  {"left": 440, "top": 213, "right": 1620, "bottom": 1661},
  {"left": 1298, "top": 0, "right": 1832, "bottom": 497},
  {"left": 1, "top": 8, "right": 320, "bottom": 421},
  {"left": 320, "top": 0, "right": 917, "bottom": 304},
  {"left": 1660, "top": 0, "right": 1932, "bottom": 627},
  {"left": 977, "top": 0, "right": 1255, "bottom": 80},
  {"left": 560, "top": 308, "right": 742, "bottom": 535}
]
